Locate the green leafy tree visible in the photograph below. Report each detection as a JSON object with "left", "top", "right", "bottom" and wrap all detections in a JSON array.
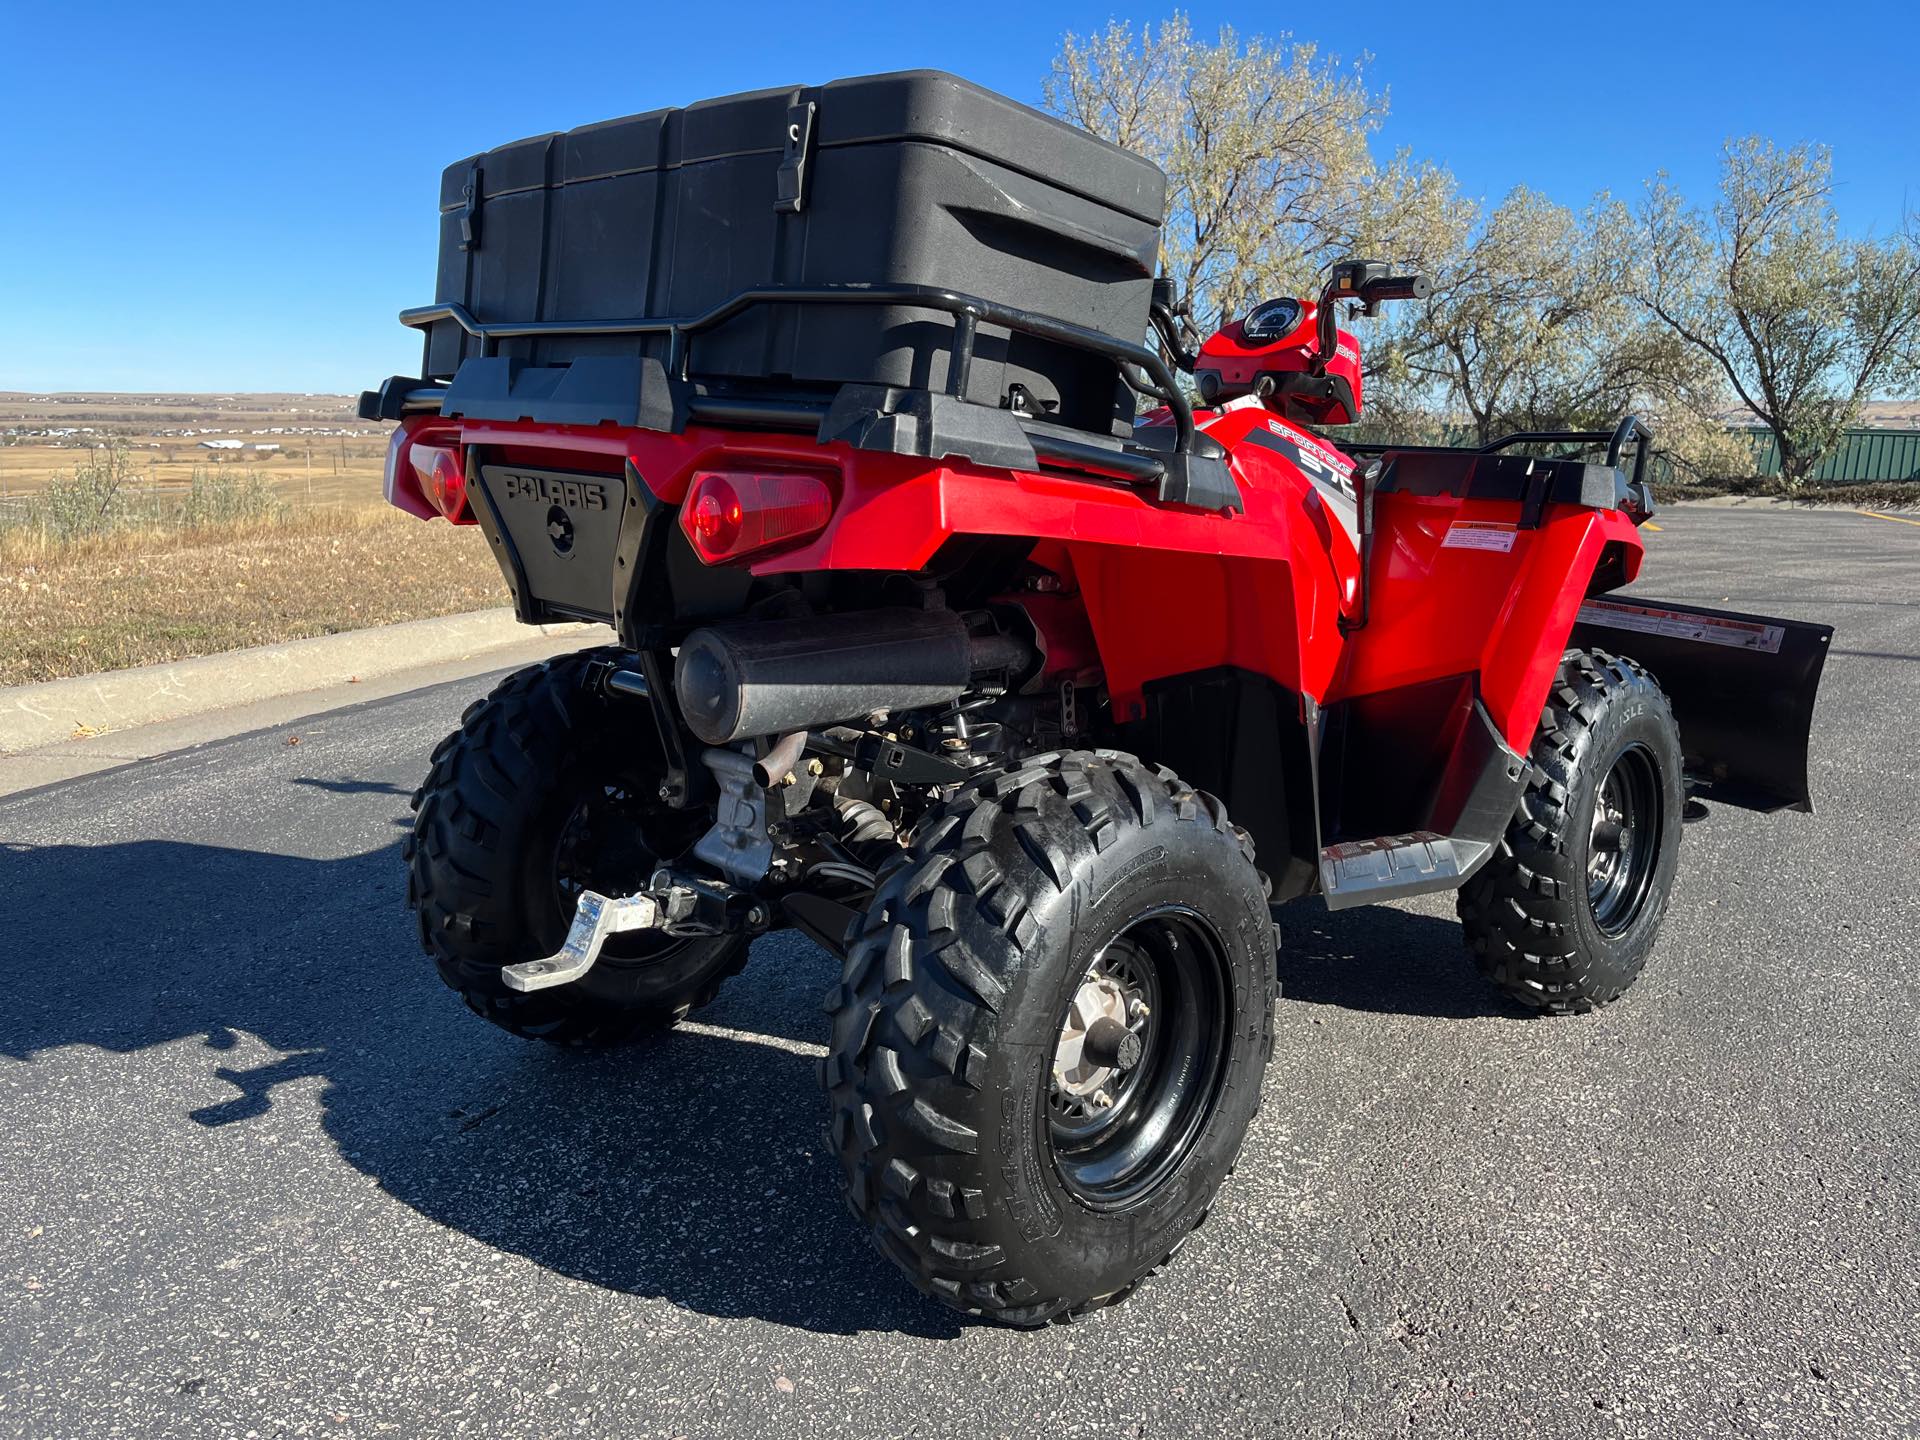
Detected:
[
  {"left": 1632, "top": 138, "right": 1920, "bottom": 487},
  {"left": 1374, "top": 190, "right": 1748, "bottom": 476},
  {"left": 1044, "top": 14, "right": 1461, "bottom": 328},
  {"left": 1042, "top": 15, "right": 1731, "bottom": 475}
]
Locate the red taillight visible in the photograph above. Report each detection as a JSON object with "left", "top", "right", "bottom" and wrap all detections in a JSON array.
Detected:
[
  {"left": 679, "top": 470, "right": 833, "bottom": 564},
  {"left": 409, "top": 442, "right": 471, "bottom": 523},
  {"left": 382, "top": 424, "right": 437, "bottom": 519}
]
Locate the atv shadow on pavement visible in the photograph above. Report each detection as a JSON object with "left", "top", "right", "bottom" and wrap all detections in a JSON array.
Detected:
[
  {"left": 0, "top": 836, "right": 961, "bottom": 1339},
  {"left": 2, "top": 836, "right": 1514, "bottom": 1339},
  {"left": 1273, "top": 899, "right": 1532, "bottom": 1021}
]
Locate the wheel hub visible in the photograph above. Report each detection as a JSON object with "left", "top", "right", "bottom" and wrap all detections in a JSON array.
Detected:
[
  {"left": 1044, "top": 909, "right": 1232, "bottom": 1210},
  {"left": 1585, "top": 744, "right": 1661, "bottom": 937},
  {"left": 1051, "top": 958, "right": 1149, "bottom": 1114},
  {"left": 1587, "top": 775, "right": 1633, "bottom": 891}
]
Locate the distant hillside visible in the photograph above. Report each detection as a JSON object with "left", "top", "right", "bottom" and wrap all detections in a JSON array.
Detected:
[{"left": 0, "top": 392, "right": 369, "bottom": 428}]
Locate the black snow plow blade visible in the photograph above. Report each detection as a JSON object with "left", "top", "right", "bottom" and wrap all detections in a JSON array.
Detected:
[{"left": 1571, "top": 597, "right": 1833, "bottom": 813}]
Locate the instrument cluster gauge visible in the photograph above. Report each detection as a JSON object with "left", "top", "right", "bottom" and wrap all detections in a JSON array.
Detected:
[{"left": 1242, "top": 297, "right": 1303, "bottom": 342}]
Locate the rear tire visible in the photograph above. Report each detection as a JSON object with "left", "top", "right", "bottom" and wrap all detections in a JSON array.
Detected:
[
  {"left": 406, "top": 648, "right": 748, "bottom": 1047},
  {"left": 822, "top": 750, "right": 1275, "bottom": 1325},
  {"left": 1459, "top": 649, "right": 1684, "bottom": 1013}
]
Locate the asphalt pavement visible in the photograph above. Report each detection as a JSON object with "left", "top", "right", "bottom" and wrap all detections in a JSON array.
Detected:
[{"left": 2, "top": 506, "right": 1916, "bottom": 1439}]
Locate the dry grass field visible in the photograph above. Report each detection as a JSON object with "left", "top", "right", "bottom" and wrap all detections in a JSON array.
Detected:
[
  {"left": 0, "top": 393, "right": 509, "bottom": 687},
  {"left": 0, "top": 391, "right": 388, "bottom": 508},
  {"left": 0, "top": 507, "right": 506, "bottom": 687}
]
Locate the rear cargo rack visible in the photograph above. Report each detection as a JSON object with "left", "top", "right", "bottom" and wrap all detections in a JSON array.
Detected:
[
  {"left": 398, "top": 283, "right": 1192, "bottom": 442},
  {"left": 368, "top": 283, "right": 1241, "bottom": 514}
]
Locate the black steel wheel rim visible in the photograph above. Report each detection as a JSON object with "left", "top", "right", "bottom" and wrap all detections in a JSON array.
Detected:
[
  {"left": 1587, "top": 743, "right": 1662, "bottom": 937},
  {"left": 1046, "top": 906, "right": 1232, "bottom": 1211},
  {"left": 550, "top": 781, "right": 706, "bottom": 964}
]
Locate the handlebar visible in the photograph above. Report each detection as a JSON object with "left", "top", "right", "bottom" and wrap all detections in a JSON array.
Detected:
[
  {"left": 1360, "top": 274, "right": 1430, "bottom": 306},
  {"left": 1148, "top": 299, "right": 1200, "bottom": 374},
  {"left": 1312, "top": 261, "right": 1429, "bottom": 374}
]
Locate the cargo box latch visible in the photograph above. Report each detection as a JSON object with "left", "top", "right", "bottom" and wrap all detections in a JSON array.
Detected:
[
  {"left": 458, "top": 163, "right": 483, "bottom": 252},
  {"left": 774, "top": 101, "right": 817, "bottom": 214}
]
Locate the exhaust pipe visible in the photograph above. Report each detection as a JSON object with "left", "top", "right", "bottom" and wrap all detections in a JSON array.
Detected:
[{"left": 675, "top": 609, "right": 1020, "bottom": 745}]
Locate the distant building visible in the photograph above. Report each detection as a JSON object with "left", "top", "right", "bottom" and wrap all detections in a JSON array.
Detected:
[{"left": 198, "top": 439, "right": 245, "bottom": 450}]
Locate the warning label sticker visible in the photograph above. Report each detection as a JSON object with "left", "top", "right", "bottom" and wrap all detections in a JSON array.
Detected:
[
  {"left": 1441, "top": 520, "right": 1519, "bottom": 553},
  {"left": 1576, "top": 599, "right": 1785, "bottom": 654}
]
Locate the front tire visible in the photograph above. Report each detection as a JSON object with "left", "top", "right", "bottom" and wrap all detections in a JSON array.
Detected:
[
  {"left": 822, "top": 750, "right": 1275, "bottom": 1325},
  {"left": 405, "top": 648, "right": 748, "bottom": 1047},
  {"left": 1459, "top": 649, "right": 1684, "bottom": 1013}
]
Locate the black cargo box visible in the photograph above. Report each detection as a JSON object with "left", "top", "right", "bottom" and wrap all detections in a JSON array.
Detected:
[{"left": 421, "top": 70, "right": 1166, "bottom": 439}]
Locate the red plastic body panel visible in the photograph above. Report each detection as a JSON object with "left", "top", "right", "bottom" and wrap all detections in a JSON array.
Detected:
[
  {"left": 420, "top": 413, "right": 1643, "bottom": 749},
  {"left": 1326, "top": 492, "right": 1644, "bottom": 750}
]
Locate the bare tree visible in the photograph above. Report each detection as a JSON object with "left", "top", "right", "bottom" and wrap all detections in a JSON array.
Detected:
[{"left": 1632, "top": 138, "right": 1920, "bottom": 487}]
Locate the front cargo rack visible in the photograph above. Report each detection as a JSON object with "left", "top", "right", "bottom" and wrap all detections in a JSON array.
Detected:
[
  {"left": 360, "top": 282, "right": 1241, "bottom": 514},
  {"left": 1343, "top": 414, "right": 1656, "bottom": 529},
  {"left": 1343, "top": 414, "right": 1653, "bottom": 488}
]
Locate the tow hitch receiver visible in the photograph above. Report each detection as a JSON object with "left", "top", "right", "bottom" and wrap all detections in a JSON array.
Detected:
[{"left": 501, "top": 890, "right": 662, "bottom": 992}]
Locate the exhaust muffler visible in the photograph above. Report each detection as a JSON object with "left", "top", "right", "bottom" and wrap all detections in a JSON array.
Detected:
[{"left": 674, "top": 608, "right": 1019, "bottom": 745}]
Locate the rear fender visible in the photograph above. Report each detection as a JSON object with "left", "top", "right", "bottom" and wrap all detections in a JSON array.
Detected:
[{"left": 1571, "top": 598, "right": 1834, "bottom": 813}]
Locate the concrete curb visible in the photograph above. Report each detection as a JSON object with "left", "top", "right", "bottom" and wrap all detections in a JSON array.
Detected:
[{"left": 0, "top": 608, "right": 603, "bottom": 755}]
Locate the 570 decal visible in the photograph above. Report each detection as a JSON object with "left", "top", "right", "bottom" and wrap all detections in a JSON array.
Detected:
[{"left": 1242, "top": 420, "right": 1360, "bottom": 542}]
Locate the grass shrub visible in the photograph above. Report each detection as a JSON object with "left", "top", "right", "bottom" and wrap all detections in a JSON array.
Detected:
[
  {"left": 1653, "top": 474, "right": 1920, "bottom": 508},
  {"left": 179, "top": 466, "right": 281, "bottom": 528},
  {"left": 0, "top": 443, "right": 284, "bottom": 546}
]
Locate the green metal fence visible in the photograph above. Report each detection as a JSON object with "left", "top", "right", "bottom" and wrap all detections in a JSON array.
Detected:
[
  {"left": 1740, "top": 428, "right": 1920, "bottom": 484},
  {"left": 1344, "top": 419, "right": 1919, "bottom": 485}
]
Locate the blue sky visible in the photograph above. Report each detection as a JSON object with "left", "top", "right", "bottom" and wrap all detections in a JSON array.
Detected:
[{"left": 2, "top": 0, "right": 1914, "bottom": 393}]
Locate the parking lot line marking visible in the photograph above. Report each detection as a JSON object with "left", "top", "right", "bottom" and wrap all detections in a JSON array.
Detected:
[
  {"left": 1859, "top": 509, "right": 1920, "bottom": 529},
  {"left": 1643, "top": 522, "right": 1663, "bottom": 531}
]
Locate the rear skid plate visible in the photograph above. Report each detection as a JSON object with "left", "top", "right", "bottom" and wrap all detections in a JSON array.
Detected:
[{"left": 501, "top": 891, "right": 661, "bottom": 992}]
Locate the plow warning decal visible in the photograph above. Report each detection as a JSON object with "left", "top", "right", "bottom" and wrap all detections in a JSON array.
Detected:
[{"left": 1577, "top": 599, "right": 1786, "bottom": 654}]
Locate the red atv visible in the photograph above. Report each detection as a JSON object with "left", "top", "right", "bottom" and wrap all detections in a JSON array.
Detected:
[{"left": 363, "top": 72, "right": 1830, "bottom": 1324}]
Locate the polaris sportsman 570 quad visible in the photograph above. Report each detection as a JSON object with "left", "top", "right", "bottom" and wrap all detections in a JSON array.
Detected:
[{"left": 361, "top": 71, "right": 1831, "bottom": 1324}]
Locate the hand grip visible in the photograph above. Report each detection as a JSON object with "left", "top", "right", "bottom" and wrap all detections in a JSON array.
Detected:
[{"left": 1364, "top": 274, "right": 1430, "bottom": 303}]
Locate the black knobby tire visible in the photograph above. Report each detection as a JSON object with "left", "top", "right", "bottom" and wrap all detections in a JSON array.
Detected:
[
  {"left": 822, "top": 750, "right": 1275, "bottom": 1325},
  {"left": 1459, "top": 649, "right": 1684, "bottom": 1014},
  {"left": 406, "top": 647, "right": 748, "bottom": 1046}
]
